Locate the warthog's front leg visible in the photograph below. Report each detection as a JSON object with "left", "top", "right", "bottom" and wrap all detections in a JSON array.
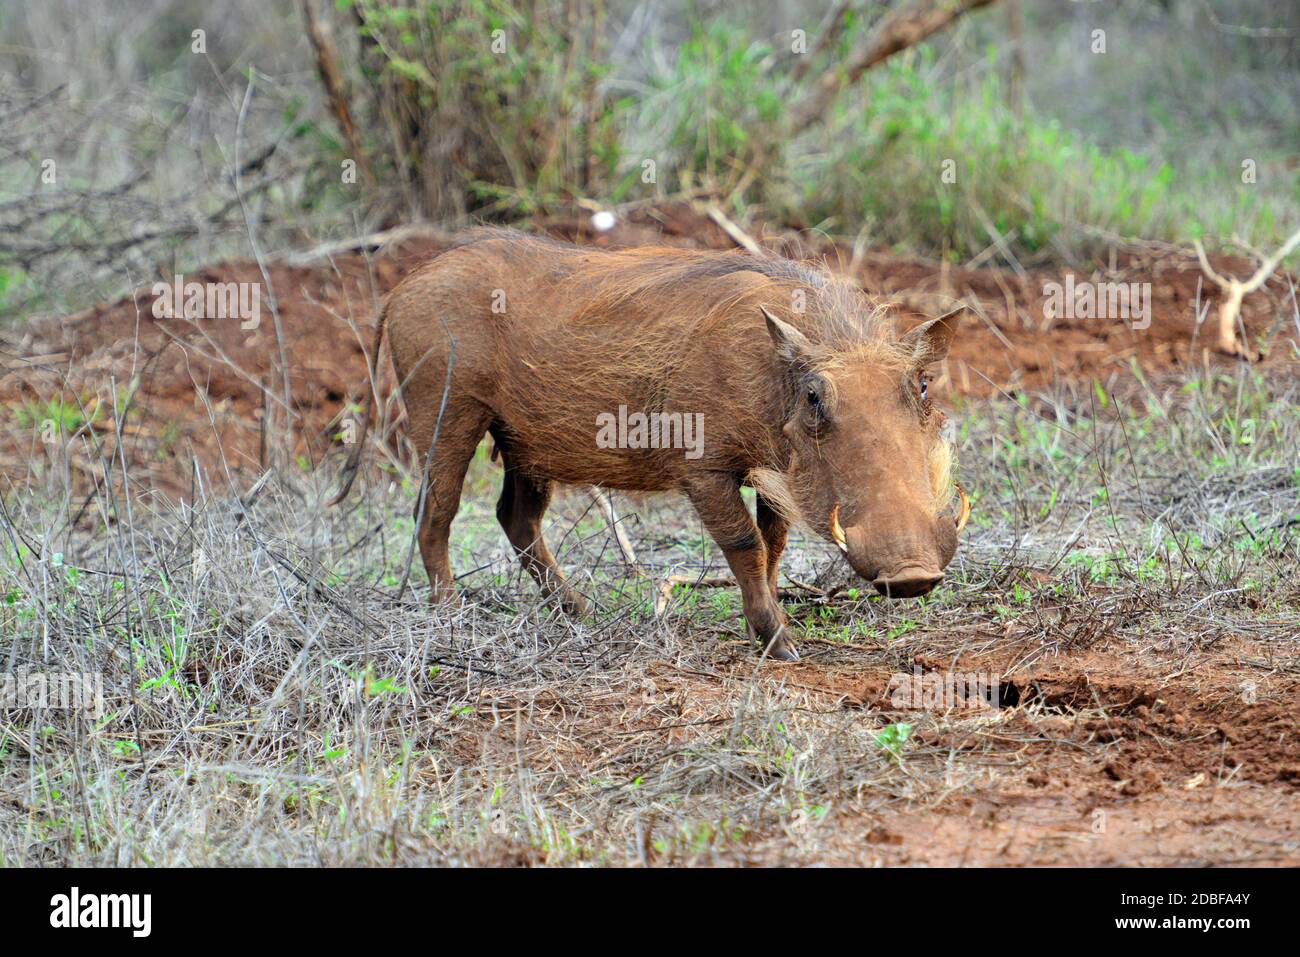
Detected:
[
  {"left": 755, "top": 494, "right": 788, "bottom": 596},
  {"left": 685, "top": 473, "right": 797, "bottom": 662}
]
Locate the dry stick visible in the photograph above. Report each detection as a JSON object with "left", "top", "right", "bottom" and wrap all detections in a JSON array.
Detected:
[
  {"left": 593, "top": 489, "right": 638, "bottom": 568},
  {"left": 107, "top": 375, "right": 152, "bottom": 797},
  {"left": 654, "top": 575, "right": 735, "bottom": 618},
  {"left": 129, "top": 304, "right": 297, "bottom": 422},
  {"left": 960, "top": 291, "right": 1016, "bottom": 352},
  {"left": 1290, "top": 276, "right": 1300, "bottom": 345},
  {"left": 258, "top": 374, "right": 269, "bottom": 472},
  {"left": 1198, "top": 0, "right": 1296, "bottom": 38},
  {"left": 846, "top": 222, "right": 874, "bottom": 280},
  {"left": 232, "top": 72, "right": 293, "bottom": 443},
  {"left": 1193, "top": 226, "right": 1300, "bottom": 359},
  {"left": 971, "top": 199, "right": 1027, "bottom": 280},
  {"left": 706, "top": 205, "right": 763, "bottom": 256},
  {"left": 279, "top": 223, "right": 450, "bottom": 267}
]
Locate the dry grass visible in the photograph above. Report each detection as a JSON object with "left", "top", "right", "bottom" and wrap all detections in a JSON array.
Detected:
[{"left": 1, "top": 368, "right": 1298, "bottom": 866}]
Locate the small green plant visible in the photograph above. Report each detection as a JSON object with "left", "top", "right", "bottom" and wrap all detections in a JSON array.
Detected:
[
  {"left": 11, "top": 397, "right": 91, "bottom": 436},
  {"left": 875, "top": 722, "right": 913, "bottom": 760}
]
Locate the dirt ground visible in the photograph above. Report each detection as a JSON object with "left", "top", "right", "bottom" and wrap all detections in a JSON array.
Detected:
[
  {"left": 671, "top": 641, "right": 1299, "bottom": 865},
  {"left": 2, "top": 204, "right": 1297, "bottom": 866}
]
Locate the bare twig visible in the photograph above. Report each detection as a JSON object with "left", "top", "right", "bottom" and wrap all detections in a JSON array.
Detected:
[{"left": 593, "top": 489, "right": 638, "bottom": 568}]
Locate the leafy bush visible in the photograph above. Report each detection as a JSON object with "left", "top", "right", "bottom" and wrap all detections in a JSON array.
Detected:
[
  {"left": 802, "top": 50, "right": 1200, "bottom": 259},
  {"left": 346, "top": 0, "right": 618, "bottom": 218}
]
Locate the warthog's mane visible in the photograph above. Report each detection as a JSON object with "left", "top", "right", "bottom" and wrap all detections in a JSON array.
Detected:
[{"left": 452, "top": 227, "right": 909, "bottom": 370}]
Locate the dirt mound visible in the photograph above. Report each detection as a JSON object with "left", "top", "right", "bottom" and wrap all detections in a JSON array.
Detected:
[
  {"left": 694, "top": 642, "right": 1300, "bottom": 865},
  {"left": 2, "top": 203, "right": 1295, "bottom": 498}
]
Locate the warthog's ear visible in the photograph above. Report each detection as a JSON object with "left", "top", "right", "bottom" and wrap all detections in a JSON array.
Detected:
[
  {"left": 761, "top": 305, "right": 812, "bottom": 363},
  {"left": 901, "top": 304, "right": 965, "bottom": 366}
]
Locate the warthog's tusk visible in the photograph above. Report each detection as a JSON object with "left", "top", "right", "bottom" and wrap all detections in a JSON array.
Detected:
[
  {"left": 828, "top": 504, "right": 849, "bottom": 554},
  {"left": 954, "top": 482, "right": 971, "bottom": 534}
]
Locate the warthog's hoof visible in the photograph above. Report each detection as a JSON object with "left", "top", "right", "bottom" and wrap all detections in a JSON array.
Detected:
[
  {"left": 764, "top": 633, "right": 800, "bottom": 662},
  {"left": 558, "top": 588, "right": 589, "bottom": 618},
  {"left": 747, "top": 606, "right": 799, "bottom": 662},
  {"left": 750, "top": 621, "right": 799, "bottom": 662}
]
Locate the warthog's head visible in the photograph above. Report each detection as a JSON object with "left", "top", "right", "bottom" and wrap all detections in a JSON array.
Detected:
[{"left": 756, "top": 305, "right": 970, "bottom": 598}]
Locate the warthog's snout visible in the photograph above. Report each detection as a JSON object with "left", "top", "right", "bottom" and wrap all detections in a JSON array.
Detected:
[
  {"left": 872, "top": 566, "right": 944, "bottom": 598},
  {"left": 830, "top": 503, "right": 964, "bottom": 600}
]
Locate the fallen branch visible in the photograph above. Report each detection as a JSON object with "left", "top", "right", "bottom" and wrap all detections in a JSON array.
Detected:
[{"left": 278, "top": 223, "right": 452, "bottom": 267}]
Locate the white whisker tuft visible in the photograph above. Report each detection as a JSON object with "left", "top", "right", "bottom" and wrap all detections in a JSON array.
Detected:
[
  {"left": 747, "top": 468, "right": 803, "bottom": 526},
  {"left": 928, "top": 438, "right": 956, "bottom": 514}
]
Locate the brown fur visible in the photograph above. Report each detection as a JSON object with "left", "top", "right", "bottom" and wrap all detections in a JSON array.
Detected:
[{"left": 332, "top": 229, "right": 966, "bottom": 660}]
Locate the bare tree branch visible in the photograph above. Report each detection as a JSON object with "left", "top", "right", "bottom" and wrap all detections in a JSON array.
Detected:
[
  {"left": 300, "top": 0, "right": 372, "bottom": 182},
  {"left": 1193, "top": 226, "right": 1300, "bottom": 359},
  {"left": 791, "top": 0, "right": 999, "bottom": 136},
  {"left": 787, "top": 1, "right": 854, "bottom": 85}
]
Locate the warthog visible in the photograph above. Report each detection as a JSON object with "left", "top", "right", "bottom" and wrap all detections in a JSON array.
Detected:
[{"left": 331, "top": 229, "right": 970, "bottom": 660}]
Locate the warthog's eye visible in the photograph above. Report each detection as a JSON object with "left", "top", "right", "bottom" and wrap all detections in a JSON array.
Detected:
[
  {"left": 804, "top": 382, "right": 829, "bottom": 422},
  {"left": 801, "top": 378, "right": 829, "bottom": 430}
]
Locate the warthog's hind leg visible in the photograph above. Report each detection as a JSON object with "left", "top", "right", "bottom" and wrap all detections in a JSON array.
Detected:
[
  {"left": 686, "top": 474, "right": 797, "bottom": 662},
  {"left": 413, "top": 402, "right": 492, "bottom": 604},
  {"left": 495, "top": 459, "right": 589, "bottom": 617}
]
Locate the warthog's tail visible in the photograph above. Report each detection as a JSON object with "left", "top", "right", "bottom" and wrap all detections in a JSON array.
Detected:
[{"left": 326, "top": 300, "right": 389, "bottom": 506}]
